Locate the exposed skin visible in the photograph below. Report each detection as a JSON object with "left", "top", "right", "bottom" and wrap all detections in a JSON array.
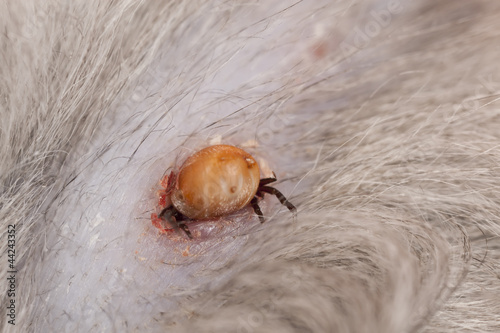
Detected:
[{"left": 2, "top": 1, "right": 500, "bottom": 332}]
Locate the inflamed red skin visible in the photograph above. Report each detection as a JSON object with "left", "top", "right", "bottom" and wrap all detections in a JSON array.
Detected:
[{"left": 151, "top": 144, "right": 296, "bottom": 238}]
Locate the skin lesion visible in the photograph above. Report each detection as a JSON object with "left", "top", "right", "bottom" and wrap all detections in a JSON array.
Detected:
[
  {"left": 150, "top": 171, "right": 176, "bottom": 235},
  {"left": 150, "top": 212, "right": 171, "bottom": 235}
]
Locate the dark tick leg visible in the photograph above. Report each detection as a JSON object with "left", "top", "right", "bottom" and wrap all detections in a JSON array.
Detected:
[
  {"left": 176, "top": 221, "right": 193, "bottom": 239},
  {"left": 159, "top": 206, "right": 193, "bottom": 239},
  {"left": 251, "top": 196, "right": 265, "bottom": 223},
  {"left": 259, "top": 177, "right": 277, "bottom": 187},
  {"left": 172, "top": 211, "right": 193, "bottom": 239},
  {"left": 259, "top": 185, "right": 297, "bottom": 213}
]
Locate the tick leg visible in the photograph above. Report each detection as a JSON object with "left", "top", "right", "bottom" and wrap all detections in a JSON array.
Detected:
[
  {"left": 259, "top": 185, "right": 297, "bottom": 213},
  {"left": 251, "top": 196, "right": 265, "bottom": 223},
  {"left": 259, "top": 172, "right": 278, "bottom": 187},
  {"left": 176, "top": 221, "right": 193, "bottom": 239},
  {"left": 172, "top": 210, "right": 194, "bottom": 239},
  {"left": 159, "top": 206, "right": 193, "bottom": 239},
  {"left": 259, "top": 177, "right": 277, "bottom": 187}
]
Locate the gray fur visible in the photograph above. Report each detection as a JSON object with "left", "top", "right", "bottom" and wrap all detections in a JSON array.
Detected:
[{"left": 1, "top": 0, "right": 500, "bottom": 332}]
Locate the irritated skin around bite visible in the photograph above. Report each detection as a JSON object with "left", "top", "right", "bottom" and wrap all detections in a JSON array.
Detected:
[{"left": 171, "top": 145, "right": 261, "bottom": 220}]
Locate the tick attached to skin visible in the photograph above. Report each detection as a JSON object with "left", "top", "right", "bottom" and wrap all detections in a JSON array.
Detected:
[{"left": 151, "top": 144, "right": 296, "bottom": 239}]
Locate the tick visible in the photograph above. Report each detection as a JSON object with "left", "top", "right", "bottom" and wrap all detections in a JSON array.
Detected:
[{"left": 151, "top": 144, "right": 296, "bottom": 238}]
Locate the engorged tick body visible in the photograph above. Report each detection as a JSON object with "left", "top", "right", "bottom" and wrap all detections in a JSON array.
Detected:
[{"left": 153, "top": 144, "right": 296, "bottom": 238}]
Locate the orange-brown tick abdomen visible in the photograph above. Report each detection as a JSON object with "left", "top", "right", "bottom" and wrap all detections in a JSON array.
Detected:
[{"left": 171, "top": 145, "right": 260, "bottom": 219}]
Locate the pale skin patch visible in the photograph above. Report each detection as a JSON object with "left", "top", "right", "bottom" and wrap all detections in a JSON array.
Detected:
[{"left": 257, "top": 157, "right": 274, "bottom": 178}]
